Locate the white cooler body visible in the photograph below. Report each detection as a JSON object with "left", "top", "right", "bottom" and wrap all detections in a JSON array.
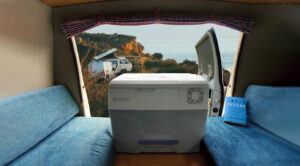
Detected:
[{"left": 108, "top": 73, "right": 209, "bottom": 153}]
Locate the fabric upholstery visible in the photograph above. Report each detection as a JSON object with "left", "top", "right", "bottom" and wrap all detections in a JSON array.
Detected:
[
  {"left": 245, "top": 85, "right": 300, "bottom": 147},
  {"left": 9, "top": 117, "right": 114, "bottom": 166},
  {"left": 204, "top": 117, "right": 300, "bottom": 166},
  {"left": 0, "top": 86, "right": 79, "bottom": 165}
]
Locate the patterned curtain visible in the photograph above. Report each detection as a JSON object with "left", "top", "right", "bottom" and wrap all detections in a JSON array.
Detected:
[{"left": 61, "top": 12, "right": 253, "bottom": 39}]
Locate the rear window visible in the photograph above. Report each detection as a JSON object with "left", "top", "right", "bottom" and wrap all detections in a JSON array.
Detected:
[{"left": 75, "top": 24, "right": 241, "bottom": 117}]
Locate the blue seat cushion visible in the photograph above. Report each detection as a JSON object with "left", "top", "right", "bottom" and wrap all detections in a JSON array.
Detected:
[
  {"left": 245, "top": 85, "right": 300, "bottom": 146},
  {"left": 9, "top": 117, "right": 114, "bottom": 166},
  {"left": 204, "top": 117, "right": 300, "bottom": 166},
  {"left": 0, "top": 86, "right": 79, "bottom": 165}
]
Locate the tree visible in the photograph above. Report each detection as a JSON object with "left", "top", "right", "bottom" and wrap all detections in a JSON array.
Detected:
[
  {"left": 152, "top": 53, "right": 163, "bottom": 60},
  {"left": 182, "top": 59, "right": 197, "bottom": 65},
  {"left": 161, "top": 59, "right": 177, "bottom": 67},
  {"left": 144, "top": 60, "right": 161, "bottom": 68}
]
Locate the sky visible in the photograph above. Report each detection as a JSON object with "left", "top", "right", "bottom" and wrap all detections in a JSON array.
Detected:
[{"left": 86, "top": 24, "right": 241, "bottom": 69}]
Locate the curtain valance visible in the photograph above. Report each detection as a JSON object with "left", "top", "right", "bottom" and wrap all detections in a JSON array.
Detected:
[{"left": 61, "top": 12, "right": 253, "bottom": 39}]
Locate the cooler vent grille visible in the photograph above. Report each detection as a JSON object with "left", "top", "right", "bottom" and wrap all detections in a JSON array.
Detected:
[{"left": 187, "top": 88, "right": 204, "bottom": 104}]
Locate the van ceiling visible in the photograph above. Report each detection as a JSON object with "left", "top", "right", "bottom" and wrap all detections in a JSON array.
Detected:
[{"left": 43, "top": 0, "right": 300, "bottom": 7}]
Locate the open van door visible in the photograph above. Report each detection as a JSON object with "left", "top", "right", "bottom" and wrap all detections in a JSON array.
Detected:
[{"left": 195, "top": 28, "right": 224, "bottom": 116}]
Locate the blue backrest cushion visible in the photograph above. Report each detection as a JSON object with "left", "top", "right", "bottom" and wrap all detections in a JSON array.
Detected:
[
  {"left": 245, "top": 85, "right": 300, "bottom": 147},
  {"left": 0, "top": 85, "right": 79, "bottom": 165}
]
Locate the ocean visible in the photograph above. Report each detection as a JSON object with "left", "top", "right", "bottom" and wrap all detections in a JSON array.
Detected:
[{"left": 164, "top": 52, "right": 234, "bottom": 70}]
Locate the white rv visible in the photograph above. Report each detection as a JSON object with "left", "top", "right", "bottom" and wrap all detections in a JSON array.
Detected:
[
  {"left": 93, "top": 49, "right": 133, "bottom": 81},
  {"left": 109, "top": 57, "right": 133, "bottom": 74},
  {"left": 101, "top": 57, "right": 133, "bottom": 82},
  {"left": 91, "top": 50, "right": 133, "bottom": 82}
]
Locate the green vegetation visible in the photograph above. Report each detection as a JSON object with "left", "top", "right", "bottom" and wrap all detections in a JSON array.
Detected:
[
  {"left": 76, "top": 33, "right": 198, "bottom": 117},
  {"left": 152, "top": 53, "right": 163, "bottom": 60},
  {"left": 144, "top": 59, "right": 198, "bottom": 74}
]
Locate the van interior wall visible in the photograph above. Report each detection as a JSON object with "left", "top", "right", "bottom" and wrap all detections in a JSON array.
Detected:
[
  {"left": 0, "top": 0, "right": 53, "bottom": 99},
  {"left": 233, "top": 7, "right": 300, "bottom": 96},
  {"left": 53, "top": 0, "right": 300, "bottom": 102},
  {"left": 53, "top": 16, "right": 82, "bottom": 108}
]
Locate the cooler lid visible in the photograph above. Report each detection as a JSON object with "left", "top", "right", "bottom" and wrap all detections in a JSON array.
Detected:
[{"left": 110, "top": 73, "right": 207, "bottom": 85}]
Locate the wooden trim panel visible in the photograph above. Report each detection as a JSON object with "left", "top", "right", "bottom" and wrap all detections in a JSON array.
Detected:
[
  {"left": 43, "top": 0, "right": 300, "bottom": 7},
  {"left": 42, "top": 0, "right": 103, "bottom": 7}
]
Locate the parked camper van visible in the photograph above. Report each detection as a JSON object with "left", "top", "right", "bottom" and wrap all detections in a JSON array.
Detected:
[
  {"left": 109, "top": 57, "right": 133, "bottom": 74},
  {"left": 101, "top": 57, "right": 133, "bottom": 82}
]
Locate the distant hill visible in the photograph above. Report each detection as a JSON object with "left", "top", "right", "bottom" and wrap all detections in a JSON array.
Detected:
[{"left": 78, "top": 33, "right": 138, "bottom": 50}]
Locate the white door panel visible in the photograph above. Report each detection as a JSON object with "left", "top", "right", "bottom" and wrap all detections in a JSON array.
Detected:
[{"left": 195, "top": 29, "right": 224, "bottom": 116}]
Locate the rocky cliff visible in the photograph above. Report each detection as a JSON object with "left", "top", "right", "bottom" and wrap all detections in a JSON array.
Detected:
[{"left": 76, "top": 33, "right": 145, "bottom": 66}]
